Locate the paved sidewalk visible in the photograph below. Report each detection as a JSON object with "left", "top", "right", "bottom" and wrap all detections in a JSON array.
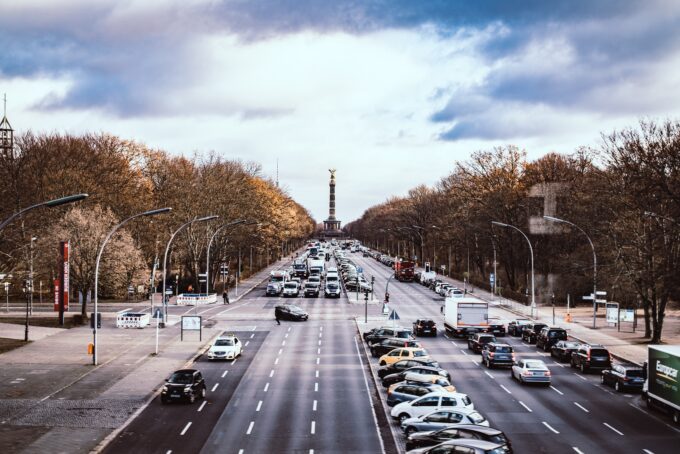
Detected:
[{"left": 0, "top": 256, "right": 293, "bottom": 454}]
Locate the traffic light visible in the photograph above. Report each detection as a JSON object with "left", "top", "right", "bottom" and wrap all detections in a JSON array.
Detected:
[
  {"left": 90, "top": 312, "right": 102, "bottom": 329},
  {"left": 385, "top": 292, "right": 390, "bottom": 303}
]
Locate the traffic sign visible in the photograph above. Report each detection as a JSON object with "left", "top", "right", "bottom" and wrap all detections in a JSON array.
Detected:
[
  {"left": 388, "top": 309, "right": 400, "bottom": 321},
  {"left": 596, "top": 291, "right": 607, "bottom": 296},
  {"left": 595, "top": 298, "right": 607, "bottom": 303},
  {"left": 198, "top": 273, "right": 207, "bottom": 277},
  {"left": 582, "top": 295, "right": 594, "bottom": 300}
]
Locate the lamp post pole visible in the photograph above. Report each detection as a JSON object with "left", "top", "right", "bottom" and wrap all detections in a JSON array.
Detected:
[
  {"left": 492, "top": 221, "right": 535, "bottom": 318},
  {"left": 93, "top": 207, "right": 171, "bottom": 365},
  {"left": 0, "top": 193, "right": 89, "bottom": 234}
]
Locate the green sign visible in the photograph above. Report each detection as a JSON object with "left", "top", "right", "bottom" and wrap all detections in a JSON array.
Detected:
[{"left": 649, "top": 347, "right": 680, "bottom": 406}]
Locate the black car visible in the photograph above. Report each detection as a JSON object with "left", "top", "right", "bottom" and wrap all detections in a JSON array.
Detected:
[
  {"left": 274, "top": 304, "right": 309, "bottom": 321},
  {"left": 364, "top": 327, "right": 413, "bottom": 345},
  {"left": 303, "top": 282, "right": 320, "bottom": 297},
  {"left": 467, "top": 333, "right": 497, "bottom": 354},
  {"left": 487, "top": 317, "right": 506, "bottom": 337},
  {"left": 507, "top": 318, "right": 531, "bottom": 336},
  {"left": 601, "top": 364, "right": 645, "bottom": 392},
  {"left": 550, "top": 341, "right": 582, "bottom": 362},
  {"left": 382, "top": 365, "right": 451, "bottom": 388},
  {"left": 535, "top": 327, "right": 568, "bottom": 351},
  {"left": 370, "top": 338, "right": 421, "bottom": 358},
  {"left": 413, "top": 319, "right": 437, "bottom": 337},
  {"left": 406, "top": 424, "right": 513, "bottom": 451},
  {"left": 160, "top": 369, "right": 206, "bottom": 404},
  {"left": 481, "top": 343, "right": 514, "bottom": 369},
  {"left": 377, "top": 358, "right": 441, "bottom": 379},
  {"left": 521, "top": 323, "right": 548, "bottom": 344},
  {"left": 571, "top": 344, "right": 612, "bottom": 373}
]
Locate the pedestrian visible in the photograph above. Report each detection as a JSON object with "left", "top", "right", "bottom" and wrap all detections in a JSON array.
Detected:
[
  {"left": 222, "top": 290, "right": 229, "bottom": 305},
  {"left": 275, "top": 313, "right": 281, "bottom": 325}
]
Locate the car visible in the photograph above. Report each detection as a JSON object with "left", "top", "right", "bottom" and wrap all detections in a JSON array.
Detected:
[
  {"left": 402, "top": 373, "right": 457, "bottom": 392},
  {"left": 379, "top": 347, "right": 431, "bottom": 366},
  {"left": 521, "top": 323, "right": 548, "bottom": 344},
  {"left": 486, "top": 316, "right": 506, "bottom": 336},
  {"left": 307, "top": 275, "right": 322, "bottom": 286},
  {"left": 370, "top": 338, "right": 421, "bottom": 358},
  {"left": 601, "top": 364, "right": 646, "bottom": 392},
  {"left": 406, "top": 438, "right": 510, "bottom": 454},
  {"left": 281, "top": 281, "right": 300, "bottom": 297},
  {"left": 507, "top": 318, "right": 531, "bottom": 336},
  {"left": 550, "top": 340, "right": 582, "bottom": 362},
  {"left": 535, "top": 327, "right": 568, "bottom": 351},
  {"left": 481, "top": 343, "right": 514, "bottom": 369},
  {"left": 364, "top": 327, "right": 414, "bottom": 345},
  {"left": 510, "top": 359, "right": 551, "bottom": 385},
  {"left": 160, "top": 369, "right": 206, "bottom": 404},
  {"left": 391, "top": 391, "right": 475, "bottom": 423},
  {"left": 274, "top": 304, "right": 309, "bottom": 321},
  {"left": 377, "top": 359, "right": 442, "bottom": 379},
  {"left": 405, "top": 425, "right": 512, "bottom": 451},
  {"left": 382, "top": 365, "right": 452, "bottom": 388},
  {"left": 570, "top": 344, "right": 612, "bottom": 373},
  {"left": 467, "top": 333, "right": 497, "bottom": 354},
  {"left": 324, "top": 282, "right": 342, "bottom": 297},
  {"left": 207, "top": 334, "right": 242, "bottom": 360},
  {"left": 386, "top": 381, "right": 452, "bottom": 407},
  {"left": 303, "top": 282, "right": 320, "bottom": 297},
  {"left": 413, "top": 319, "right": 437, "bottom": 337},
  {"left": 446, "top": 288, "right": 464, "bottom": 298},
  {"left": 265, "top": 282, "right": 282, "bottom": 296},
  {"left": 269, "top": 270, "right": 289, "bottom": 283},
  {"left": 289, "top": 276, "right": 302, "bottom": 287},
  {"left": 401, "top": 409, "right": 490, "bottom": 437}
]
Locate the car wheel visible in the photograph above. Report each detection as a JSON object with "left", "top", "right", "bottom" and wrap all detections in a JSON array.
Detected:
[
  {"left": 615, "top": 381, "right": 621, "bottom": 392},
  {"left": 380, "top": 361, "right": 386, "bottom": 366},
  {"left": 398, "top": 413, "right": 410, "bottom": 423}
]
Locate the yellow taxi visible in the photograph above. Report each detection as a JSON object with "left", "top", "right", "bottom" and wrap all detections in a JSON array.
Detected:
[{"left": 379, "top": 347, "right": 431, "bottom": 366}]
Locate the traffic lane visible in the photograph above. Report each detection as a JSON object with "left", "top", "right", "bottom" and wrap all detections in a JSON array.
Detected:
[{"left": 103, "top": 330, "right": 267, "bottom": 454}]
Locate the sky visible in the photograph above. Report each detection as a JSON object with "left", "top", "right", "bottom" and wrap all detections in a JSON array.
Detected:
[{"left": 2, "top": 0, "right": 680, "bottom": 223}]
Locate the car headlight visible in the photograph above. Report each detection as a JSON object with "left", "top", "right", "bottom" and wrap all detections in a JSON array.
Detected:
[
  {"left": 162, "top": 385, "right": 168, "bottom": 392},
  {"left": 184, "top": 386, "right": 192, "bottom": 393}
]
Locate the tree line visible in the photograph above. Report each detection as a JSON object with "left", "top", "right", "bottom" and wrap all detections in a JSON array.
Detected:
[
  {"left": 346, "top": 119, "right": 680, "bottom": 343},
  {"left": 0, "top": 132, "right": 315, "bottom": 318}
]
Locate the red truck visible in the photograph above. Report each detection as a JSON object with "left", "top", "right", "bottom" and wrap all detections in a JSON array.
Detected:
[{"left": 394, "top": 260, "right": 415, "bottom": 282}]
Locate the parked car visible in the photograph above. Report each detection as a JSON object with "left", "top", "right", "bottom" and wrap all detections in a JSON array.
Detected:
[
  {"left": 324, "top": 282, "right": 342, "bottom": 298},
  {"left": 535, "top": 326, "right": 568, "bottom": 351},
  {"left": 274, "top": 304, "right": 309, "bottom": 321},
  {"left": 507, "top": 318, "right": 531, "bottom": 336},
  {"left": 386, "top": 381, "right": 451, "bottom": 407},
  {"left": 265, "top": 282, "right": 282, "bottom": 296},
  {"left": 521, "top": 323, "right": 548, "bottom": 344},
  {"left": 481, "top": 343, "right": 514, "bottom": 369},
  {"left": 405, "top": 424, "right": 512, "bottom": 451},
  {"left": 550, "top": 340, "right": 581, "bottom": 362},
  {"left": 601, "top": 364, "right": 646, "bottom": 392},
  {"left": 401, "top": 409, "right": 487, "bottom": 436},
  {"left": 377, "top": 359, "right": 443, "bottom": 379},
  {"left": 511, "top": 359, "right": 551, "bottom": 385},
  {"left": 207, "top": 333, "right": 242, "bottom": 360},
  {"left": 391, "top": 391, "right": 474, "bottom": 423},
  {"left": 413, "top": 319, "right": 437, "bottom": 337},
  {"left": 382, "top": 365, "right": 452, "bottom": 388},
  {"left": 370, "top": 338, "right": 421, "bottom": 358},
  {"left": 160, "top": 369, "right": 206, "bottom": 404},
  {"left": 570, "top": 344, "right": 612, "bottom": 373},
  {"left": 379, "top": 347, "right": 431, "bottom": 366},
  {"left": 406, "top": 438, "right": 510, "bottom": 454},
  {"left": 364, "top": 327, "right": 414, "bottom": 345},
  {"left": 467, "top": 333, "right": 497, "bottom": 354}
]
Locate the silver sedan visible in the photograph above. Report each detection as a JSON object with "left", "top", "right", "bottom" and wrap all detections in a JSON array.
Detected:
[{"left": 510, "top": 359, "right": 551, "bottom": 385}]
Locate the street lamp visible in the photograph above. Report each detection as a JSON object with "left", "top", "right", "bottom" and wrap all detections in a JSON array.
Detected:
[
  {"left": 0, "top": 193, "right": 89, "bottom": 233},
  {"left": 412, "top": 225, "right": 425, "bottom": 265},
  {"left": 543, "top": 215, "right": 598, "bottom": 328},
  {"left": 161, "top": 215, "right": 218, "bottom": 324},
  {"left": 93, "top": 207, "right": 171, "bottom": 365},
  {"left": 492, "top": 221, "right": 535, "bottom": 318},
  {"left": 206, "top": 219, "right": 248, "bottom": 294}
]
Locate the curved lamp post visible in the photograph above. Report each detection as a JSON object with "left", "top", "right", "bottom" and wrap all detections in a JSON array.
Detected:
[
  {"left": 162, "top": 215, "right": 218, "bottom": 323},
  {"left": 492, "top": 221, "right": 535, "bottom": 318},
  {"left": 0, "top": 193, "right": 89, "bottom": 233},
  {"left": 93, "top": 207, "right": 172, "bottom": 365},
  {"left": 206, "top": 219, "right": 246, "bottom": 294}
]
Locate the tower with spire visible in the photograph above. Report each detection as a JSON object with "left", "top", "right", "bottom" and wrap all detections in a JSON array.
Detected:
[
  {"left": 0, "top": 94, "right": 13, "bottom": 159},
  {"left": 323, "top": 169, "right": 342, "bottom": 236}
]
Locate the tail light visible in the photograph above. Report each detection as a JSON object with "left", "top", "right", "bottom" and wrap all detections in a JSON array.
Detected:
[
  {"left": 522, "top": 371, "right": 531, "bottom": 376},
  {"left": 511, "top": 353, "right": 516, "bottom": 360},
  {"left": 545, "top": 371, "right": 551, "bottom": 377}
]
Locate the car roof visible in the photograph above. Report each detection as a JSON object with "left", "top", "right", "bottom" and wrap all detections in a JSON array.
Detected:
[
  {"left": 438, "top": 439, "right": 505, "bottom": 449},
  {"left": 173, "top": 368, "right": 198, "bottom": 374},
  {"left": 435, "top": 424, "right": 502, "bottom": 436},
  {"left": 488, "top": 342, "right": 511, "bottom": 347},
  {"left": 418, "top": 390, "right": 467, "bottom": 398}
]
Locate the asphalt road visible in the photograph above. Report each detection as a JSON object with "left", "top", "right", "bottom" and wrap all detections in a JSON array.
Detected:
[{"left": 354, "top": 253, "right": 680, "bottom": 454}]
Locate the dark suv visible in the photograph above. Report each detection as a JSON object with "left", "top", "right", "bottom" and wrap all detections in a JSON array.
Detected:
[
  {"left": 481, "top": 343, "right": 514, "bottom": 369},
  {"left": 571, "top": 344, "right": 612, "bottom": 373},
  {"left": 507, "top": 318, "right": 531, "bottom": 336},
  {"left": 364, "top": 327, "right": 413, "bottom": 345},
  {"left": 370, "top": 338, "right": 421, "bottom": 358},
  {"left": 161, "top": 369, "right": 206, "bottom": 404},
  {"left": 467, "top": 333, "right": 497, "bottom": 354},
  {"left": 535, "top": 327, "right": 568, "bottom": 351},
  {"left": 413, "top": 319, "right": 437, "bottom": 337},
  {"left": 274, "top": 304, "right": 309, "bottom": 321},
  {"left": 521, "top": 323, "right": 548, "bottom": 344},
  {"left": 601, "top": 364, "right": 645, "bottom": 392}
]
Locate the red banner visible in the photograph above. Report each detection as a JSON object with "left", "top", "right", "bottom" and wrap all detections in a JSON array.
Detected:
[{"left": 59, "top": 241, "right": 69, "bottom": 312}]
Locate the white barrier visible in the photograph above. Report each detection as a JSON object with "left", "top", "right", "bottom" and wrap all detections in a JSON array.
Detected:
[
  {"left": 116, "top": 312, "right": 151, "bottom": 329},
  {"left": 176, "top": 293, "right": 218, "bottom": 306}
]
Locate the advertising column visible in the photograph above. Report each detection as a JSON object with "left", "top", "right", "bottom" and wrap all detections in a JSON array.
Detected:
[{"left": 58, "top": 241, "right": 69, "bottom": 326}]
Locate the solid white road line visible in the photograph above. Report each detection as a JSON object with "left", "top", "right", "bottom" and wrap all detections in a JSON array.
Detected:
[
  {"left": 221, "top": 370, "right": 228, "bottom": 378},
  {"left": 313, "top": 400, "right": 317, "bottom": 411},
  {"left": 574, "top": 402, "right": 589, "bottom": 413},
  {"left": 353, "top": 337, "right": 387, "bottom": 454},
  {"left": 180, "top": 422, "right": 192, "bottom": 436},
  {"left": 264, "top": 383, "right": 270, "bottom": 392},
  {"left": 484, "top": 371, "right": 494, "bottom": 379},
  {"left": 256, "top": 400, "right": 262, "bottom": 412},
  {"left": 246, "top": 421, "right": 254, "bottom": 435},
  {"left": 603, "top": 422, "right": 624, "bottom": 435},
  {"left": 542, "top": 421, "right": 559, "bottom": 434},
  {"left": 519, "top": 401, "right": 532, "bottom": 412},
  {"left": 315, "top": 382, "right": 319, "bottom": 392},
  {"left": 211, "top": 383, "right": 219, "bottom": 392},
  {"left": 500, "top": 385, "right": 512, "bottom": 394},
  {"left": 269, "top": 370, "right": 275, "bottom": 378},
  {"left": 550, "top": 386, "right": 564, "bottom": 395},
  {"left": 197, "top": 401, "right": 207, "bottom": 412},
  {"left": 573, "top": 448, "right": 585, "bottom": 454},
  {"left": 311, "top": 421, "right": 316, "bottom": 434}
]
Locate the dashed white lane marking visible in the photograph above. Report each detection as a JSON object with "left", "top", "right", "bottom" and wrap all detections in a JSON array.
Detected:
[
  {"left": 166, "top": 450, "right": 172, "bottom": 454},
  {"left": 317, "top": 348, "right": 321, "bottom": 354},
  {"left": 604, "top": 422, "right": 624, "bottom": 435},
  {"left": 197, "top": 401, "right": 207, "bottom": 412},
  {"left": 285, "top": 333, "right": 289, "bottom": 338},
  {"left": 180, "top": 422, "right": 192, "bottom": 435},
  {"left": 461, "top": 350, "right": 468, "bottom": 355},
  {"left": 245, "top": 341, "right": 250, "bottom": 347},
  {"left": 471, "top": 359, "right": 478, "bottom": 365},
  {"left": 643, "top": 449, "right": 655, "bottom": 454},
  {"left": 310, "top": 450, "right": 314, "bottom": 454},
  {"left": 519, "top": 401, "right": 532, "bottom": 412},
  {"left": 250, "top": 333, "right": 254, "bottom": 339},
  {"left": 256, "top": 400, "right": 262, "bottom": 412},
  {"left": 246, "top": 421, "right": 254, "bottom": 435},
  {"left": 574, "top": 402, "right": 589, "bottom": 413},
  {"left": 238, "top": 450, "right": 244, "bottom": 454},
  {"left": 315, "top": 370, "right": 319, "bottom": 378},
  {"left": 313, "top": 400, "right": 317, "bottom": 411},
  {"left": 311, "top": 421, "right": 316, "bottom": 434},
  {"left": 500, "top": 385, "right": 512, "bottom": 394},
  {"left": 319, "top": 333, "right": 323, "bottom": 338},
  {"left": 542, "top": 421, "right": 559, "bottom": 434},
  {"left": 221, "top": 370, "right": 228, "bottom": 378},
  {"left": 444, "top": 334, "right": 450, "bottom": 339},
  {"left": 281, "top": 340, "right": 286, "bottom": 346},
  {"left": 316, "top": 357, "right": 320, "bottom": 365},
  {"left": 288, "top": 326, "right": 292, "bottom": 332},
  {"left": 264, "top": 383, "right": 270, "bottom": 392},
  {"left": 550, "top": 386, "right": 564, "bottom": 395},
  {"left": 274, "top": 358, "right": 279, "bottom": 365},
  {"left": 573, "top": 448, "right": 585, "bottom": 454},
  {"left": 484, "top": 371, "right": 494, "bottom": 379},
  {"left": 314, "top": 382, "right": 319, "bottom": 392},
  {"left": 278, "top": 349, "right": 283, "bottom": 355},
  {"left": 252, "top": 326, "right": 257, "bottom": 331},
  {"left": 574, "top": 373, "right": 587, "bottom": 381},
  {"left": 318, "top": 340, "right": 322, "bottom": 346},
  {"left": 269, "top": 370, "right": 275, "bottom": 378},
  {"left": 232, "top": 358, "right": 238, "bottom": 365},
  {"left": 554, "top": 361, "right": 565, "bottom": 368},
  {"left": 211, "top": 383, "right": 219, "bottom": 392},
  {"left": 319, "top": 326, "right": 322, "bottom": 331}
]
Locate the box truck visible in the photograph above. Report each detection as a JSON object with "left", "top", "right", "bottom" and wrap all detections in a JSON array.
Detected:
[
  {"left": 644, "top": 345, "right": 680, "bottom": 424},
  {"left": 443, "top": 297, "right": 489, "bottom": 338},
  {"left": 394, "top": 260, "right": 416, "bottom": 282}
]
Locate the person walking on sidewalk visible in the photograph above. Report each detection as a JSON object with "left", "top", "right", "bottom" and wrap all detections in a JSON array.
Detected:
[{"left": 222, "top": 290, "right": 229, "bottom": 304}]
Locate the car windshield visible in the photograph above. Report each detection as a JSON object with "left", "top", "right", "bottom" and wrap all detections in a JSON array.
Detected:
[
  {"left": 564, "top": 342, "right": 580, "bottom": 348},
  {"left": 413, "top": 350, "right": 428, "bottom": 357},
  {"left": 525, "top": 361, "right": 547, "bottom": 369},
  {"left": 549, "top": 331, "right": 567, "bottom": 338},
  {"left": 284, "top": 283, "right": 297, "bottom": 289},
  {"left": 590, "top": 349, "right": 609, "bottom": 356},
  {"left": 327, "top": 284, "right": 338, "bottom": 289},
  {"left": 288, "top": 305, "right": 303, "bottom": 312},
  {"left": 168, "top": 372, "right": 193, "bottom": 384},
  {"left": 468, "top": 411, "right": 485, "bottom": 424},
  {"left": 214, "top": 339, "right": 234, "bottom": 346},
  {"left": 305, "top": 283, "right": 316, "bottom": 288}
]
